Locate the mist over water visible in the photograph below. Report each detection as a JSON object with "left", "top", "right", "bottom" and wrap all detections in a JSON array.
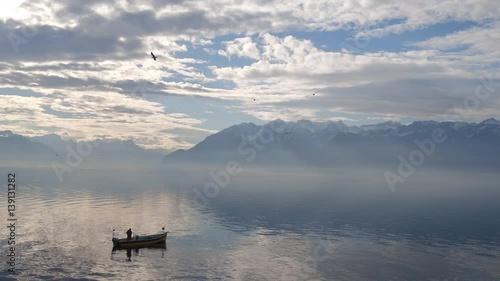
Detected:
[
  {"left": 0, "top": 166, "right": 498, "bottom": 280},
  {"left": 1, "top": 0, "right": 499, "bottom": 277}
]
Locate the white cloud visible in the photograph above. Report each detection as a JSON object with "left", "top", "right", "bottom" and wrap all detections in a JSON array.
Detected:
[
  {"left": 218, "top": 37, "right": 260, "bottom": 60},
  {"left": 414, "top": 22, "right": 500, "bottom": 65},
  {"left": 213, "top": 34, "right": 455, "bottom": 89},
  {"left": 1, "top": 0, "right": 499, "bottom": 149},
  {"left": 0, "top": 89, "right": 212, "bottom": 150},
  {"left": 212, "top": 33, "right": 500, "bottom": 121},
  {"left": 7, "top": 0, "right": 500, "bottom": 37}
]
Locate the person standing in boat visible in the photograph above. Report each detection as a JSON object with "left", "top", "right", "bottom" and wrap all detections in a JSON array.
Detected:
[{"left": 126, "top": 228, "right": 132, "bottom": 240}]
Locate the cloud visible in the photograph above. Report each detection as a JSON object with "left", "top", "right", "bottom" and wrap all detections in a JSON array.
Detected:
[
  {"left": 213, "top": 34, "right": 453, "bottom": 89},
  {"left": 212, "top": 33, "right": 500, "bottom": 121},
  {"left": 414, "top": 22, "right": 500, "bottom": 65},
  {"left": 0, "top": 88, "right": 212, "bottom": 150},
  {"left": 7, "top": 0, "right": 500, "bottom": 42},
  {"left": 346, "top": 1, "right": 500, "bottom": 37},
  {"left": 0, "top": 0, "right": 499, "bottom": 149},
  {"left": 218, "top": 37, "right": 261, "bottom": 60}
]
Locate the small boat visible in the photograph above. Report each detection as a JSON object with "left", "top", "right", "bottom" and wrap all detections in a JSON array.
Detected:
[{"left": 112, "top": 229, "right": 168, "bottom": 249}]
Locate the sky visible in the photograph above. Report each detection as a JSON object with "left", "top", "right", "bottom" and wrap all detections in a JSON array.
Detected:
[{"left": 0, "top": 0, "right": 499, "bottom": 150}]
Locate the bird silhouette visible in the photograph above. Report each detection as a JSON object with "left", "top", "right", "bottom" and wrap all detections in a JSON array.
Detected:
[
  {"left": 53, "top": 152, "right": 63, "bottom": 160},
  {"left": 308, "top": 91, "right": 321, "bottom": 97},
  {"left": 151, "top": 52, "right": 157, "bottom": 61}
]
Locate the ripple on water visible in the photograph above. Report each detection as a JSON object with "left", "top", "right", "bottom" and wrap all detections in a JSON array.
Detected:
[{"left": 1, "top": 180, "right": 499, "bottom": 281}]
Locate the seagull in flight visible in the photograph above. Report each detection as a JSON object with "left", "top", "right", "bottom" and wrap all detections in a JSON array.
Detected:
[
  {"left": 151, "top": 52, "right": 157, "bottom": 61},
  {"left": 53, "top": 151, "right": 63, "bottom": 160}
]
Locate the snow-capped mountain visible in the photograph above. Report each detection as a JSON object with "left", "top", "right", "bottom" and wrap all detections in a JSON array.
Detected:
[
  {"left": 2, "top": 118, "right": 499, "bottom": 168},
  {"left": 481, "top": 118, "right": 500, "bottom": 126},
  {"left": 162, "top": 118, "right": 500, "bottom": 168},
  {"left": 359, "top": 121, "right": 402, "bottom": 132},
  {"left": 0, "top": 130, "right": 15, "bottom": 138}
]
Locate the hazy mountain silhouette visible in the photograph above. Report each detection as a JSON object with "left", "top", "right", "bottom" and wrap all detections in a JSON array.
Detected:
[
  {"left": 0, "top": 130, "right": 59, "bottom": 164},
  {"left": 2, "top": 118, "right": 499, "bottom": 169},
  {"left": 0, "top": 132, "right": 166, "bottom": 167},
  {"left": 162, "top": 118, "right": 500, "bottom": 169}
]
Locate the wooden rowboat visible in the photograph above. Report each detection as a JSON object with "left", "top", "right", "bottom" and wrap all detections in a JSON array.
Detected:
[{"left": 112, "top": 232, "right": 168, "bottom": 249}]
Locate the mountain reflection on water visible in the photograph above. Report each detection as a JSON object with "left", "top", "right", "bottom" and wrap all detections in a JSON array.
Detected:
[{"left": 0, "top": 167, "right": 498, "bottom": 280}]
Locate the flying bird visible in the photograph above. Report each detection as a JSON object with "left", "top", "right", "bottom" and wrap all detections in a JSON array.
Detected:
[
  {"left": 53, "top": 152, "right": 63, "bottom": 160},
  {"left": 151, "top": 52, "right": 157, "bottom": 61},
  {"left": 306, "top": 90, "right": 321, "bottom": 97}
]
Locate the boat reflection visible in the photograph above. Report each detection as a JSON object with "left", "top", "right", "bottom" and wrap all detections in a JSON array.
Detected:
[{"left": 111, "top": 242, "right": 166, "bottom": 261}]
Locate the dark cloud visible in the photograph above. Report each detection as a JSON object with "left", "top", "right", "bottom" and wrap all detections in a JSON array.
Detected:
[
  {"left": 52, "top": 0, "right": 110, "bottom": 18},
  {"left": 0, "top": 20, "right": 144, "bottom": 62},
  {"left": 277, "top": 77, "right": 500, "bottom": 118},
  {"left": 77, "top": 9, "right": 225, "bottom": 38},
  {"left": 0, "top": 1, "right": 286, "bottom": 64}
]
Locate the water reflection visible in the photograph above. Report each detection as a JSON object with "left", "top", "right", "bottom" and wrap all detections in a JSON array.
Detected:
[
  {"left": 111, "top": 244, "right": 166, "bottom": 262},
  {"left": 0, "top": 168, "right": 498, "bottom": 280}
]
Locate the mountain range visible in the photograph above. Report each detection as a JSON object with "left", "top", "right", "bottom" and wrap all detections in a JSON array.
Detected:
[
  {"left": 162, "top": 118, "right": 500, "bottom": 169},
  {"left": 1, "top": 118, "right": 499, "bottom": 169},
  {"left": 0, "top": 131, "right": 165, "bottom": 168}
]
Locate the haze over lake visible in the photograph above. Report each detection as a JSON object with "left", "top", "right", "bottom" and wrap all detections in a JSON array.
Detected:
[
  {"left": 2, "top": 0, "right": 500, "bottom": 279},
  {"left": 0, "top": 166, "right": 499, "bottom": 280},
  {"left": 1, "top": 119, "right": 500, "bottom": 280}
]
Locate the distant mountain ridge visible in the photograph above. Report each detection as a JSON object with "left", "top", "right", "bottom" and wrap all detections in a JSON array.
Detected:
[
  {"left": 0, "top": 131, "right": 166, "bottom": 167},
  {"left": 0, "top": 130, "right": 57, "bottom": 164},
  {"left": 1, "top": 118, "right": 499, "bottom": 168},
  {"left": 162, "top": 118, "right": 500, "bottom": 168}
]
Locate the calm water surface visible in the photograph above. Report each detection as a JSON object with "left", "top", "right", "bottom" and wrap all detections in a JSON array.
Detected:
[{"left": 0, "top": 168, "right": 499, "bottom": 280}]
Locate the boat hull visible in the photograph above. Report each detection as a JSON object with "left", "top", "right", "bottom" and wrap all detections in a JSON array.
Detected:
[
  {"left": 112, "top": 232, "right": 167, "bottom": 249},
  {"left": 112, "top": 242, "right": 166, "bottom": 252}
]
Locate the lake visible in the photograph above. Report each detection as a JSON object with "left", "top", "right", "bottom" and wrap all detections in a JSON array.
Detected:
[{"left": 0, "top": 167, "right": 499, "bottom": 280}]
